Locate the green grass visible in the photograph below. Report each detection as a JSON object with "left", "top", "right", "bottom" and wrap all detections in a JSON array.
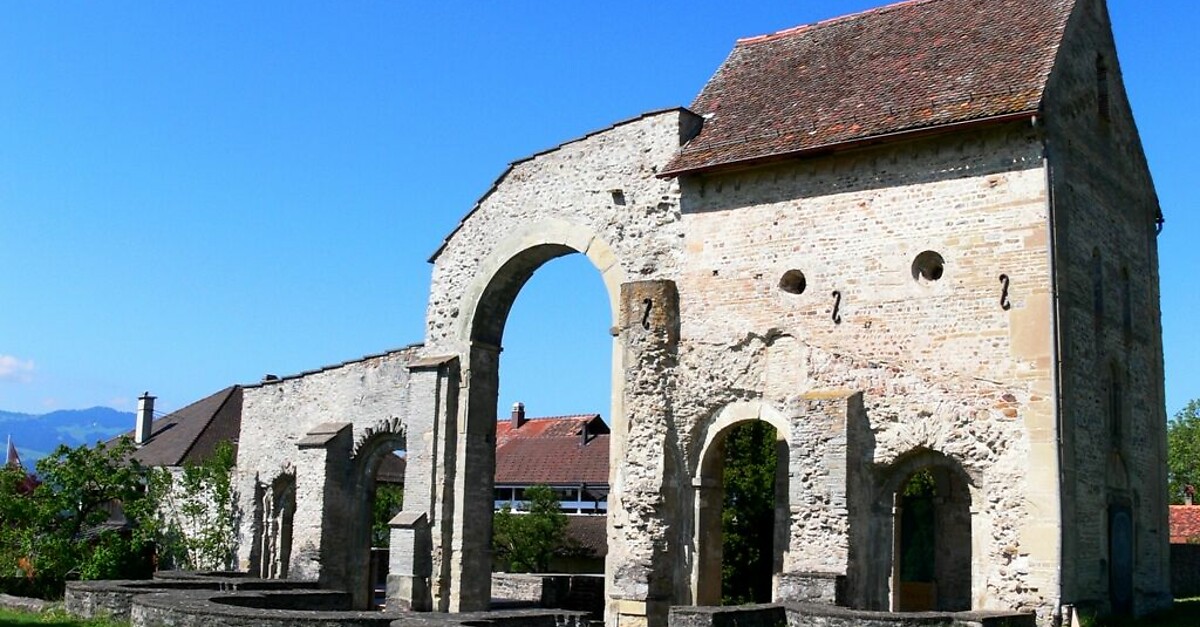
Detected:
[{"left": 0, "top": 608, "right": 126, "bottom": 627}]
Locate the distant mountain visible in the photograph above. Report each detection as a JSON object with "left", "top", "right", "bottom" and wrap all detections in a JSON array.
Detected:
[{"left": 1, "top": 407, "right": 134, "bottom": 465}]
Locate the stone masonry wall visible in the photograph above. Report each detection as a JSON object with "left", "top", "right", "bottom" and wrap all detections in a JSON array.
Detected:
[
  {"left": 422, "top": 109, "right": 697, "bottom": 622},
  {"left": 674, "top": 122, "right": 1058, "bottom": 615},
  {"left": 235, "top": 346, "right": 421, "bottom": 585},
  {"left": 1041, "top": 0, "right": 1171, "bottom": 615}
]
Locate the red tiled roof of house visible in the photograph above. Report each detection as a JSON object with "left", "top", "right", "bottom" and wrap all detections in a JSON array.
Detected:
[
  {"left": 563, "top": 515, "right": 608, "bottom": 558},
  {"left": 1170, "top": 505, "right": 1200, "bottom": 544},
  {"left": 495, "top": 415, "right": 609, "bottom": 485},
  {"left": 661, "top": 0, "right": 1076, "bottom": 176}
]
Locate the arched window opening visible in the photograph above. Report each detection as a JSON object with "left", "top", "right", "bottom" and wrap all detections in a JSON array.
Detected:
[
  {"left": 1121, "top": 267, "right": 1132, "bottom": 343},
  {"left": 1091, "top": 248, "right": 1104, "bottom": 330},
  {"left": 1096, "top": 54, "right": 1111, "bottom": 123}
]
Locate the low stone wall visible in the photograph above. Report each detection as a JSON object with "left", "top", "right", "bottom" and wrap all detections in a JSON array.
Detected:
[
  {"left": 777, "top": 572, "right": 845, "bottom": 605},
  {"left": 1171, "top": 543, "right": 1200, "bottom": 598},
  {"left": 0, "top": 593, "right": 51, "bottom": 614},
  {"left": 491, "top": 573, "right": 604, "bottom": 615},
  {"left": 131, "top": 589, "right": 398, "bottom": 627},
  {"left": 129, "top": 588, "right": 588, "bottom": 627},
  {"left": 491, "top": 573, "right": 542, "bottom": 603},
  {"left": 668, "top": 603, "right": 1036, "bottom": 627},
  {"left": 65, "top": 576, "right": 319, "bottom": 621}
]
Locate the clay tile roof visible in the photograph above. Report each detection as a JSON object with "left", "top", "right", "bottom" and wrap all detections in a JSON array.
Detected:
[
  {"left": 563, "top": 515, "right": 608, "bottom": 558},
  {"left": 661, "top": 0, "right": 1076, "bottom": 177},
  {"left": 113, "top": 386, "right": 242, "bottom": 467},
  {"left": 495, "top": 415, "right": 610, "bottom": 485},
  {"left": 377, "top": 453, "right": 407, "bottom": 485},
  {"left": 1170, "top": 505, "right": 1200, "bottom": 544}
]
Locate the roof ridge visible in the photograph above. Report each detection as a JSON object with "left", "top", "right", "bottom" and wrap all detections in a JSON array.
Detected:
[
  {"left": 500, "top": 414, "right": 601, "bottom": 422},
  {"left": 736, "top": 0, "right": 943, "bottom": 45}
]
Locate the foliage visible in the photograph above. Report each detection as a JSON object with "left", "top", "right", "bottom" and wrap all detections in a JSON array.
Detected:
[
  {"left": 151, "top": 441, "right": 239, "bottom": 570},
  {"left": 492, "top": 484, "right": 568, "bottom": 573},
  {"left": 372, "top": 484, "right": 405, "bottom": 547},
  {"left": 0, "top": 438, "right": 156, "bottom": 598},
  {"left": 898, "top": 471, "right": 936, "bottom": 582},
  {"left": 720, "top": 420, "right": 778, "bottom": 605},
  {"left": 1167, "top": 399, "right": 1200, "bottom": 504}
]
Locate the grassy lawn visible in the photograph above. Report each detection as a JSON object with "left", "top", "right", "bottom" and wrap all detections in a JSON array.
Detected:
[{"left": 0, "top": 608, "right": 125, "bottom": 627}]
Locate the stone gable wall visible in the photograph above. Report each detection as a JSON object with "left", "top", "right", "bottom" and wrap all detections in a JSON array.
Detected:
[
  {"left": 673, "top": 123, "right": 1058, "bottom": 615},
  {"left": 1041, "top": 0, "right": 1170, "bottom": 615}
]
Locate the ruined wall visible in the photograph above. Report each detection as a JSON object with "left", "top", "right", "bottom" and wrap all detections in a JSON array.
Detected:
[
  {"left": 234, "top": 346, "right": 420, "bottom": 593},
  {"left": 1040, "top": 0, "right": 1170, "bottom": 614},
  {"left": 421, "top": 109, "right": 697, "bottom": 621},
  {"left": 674, "top": 122, "right": 1059, "bottom": 615}
]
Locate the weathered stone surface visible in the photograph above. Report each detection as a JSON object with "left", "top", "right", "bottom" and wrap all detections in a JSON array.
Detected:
[
  {"left": 0, "top": 593, "right": 51, "bottom": 614},
  {"left": 194, "top": 4, "right": 1169, "bottom": 627}
]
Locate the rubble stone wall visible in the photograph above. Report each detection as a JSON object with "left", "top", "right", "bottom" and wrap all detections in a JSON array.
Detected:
[
  {"left": 674, "top": 122, "right": 1058, "bottom": 614},
  {"left": 1040, "top": 0, "right": 1171, "bottom": 615},
  {"left": 235, "top": 347, "right": 422, "bottom": 594}
]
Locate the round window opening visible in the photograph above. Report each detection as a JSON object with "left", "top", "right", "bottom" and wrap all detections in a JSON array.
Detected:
[
  {"left": 779, "top": 270, "right": 807, "bottom": 295},
  {"left": 911, "top": 251, "right": 945, "bottom": 283}
]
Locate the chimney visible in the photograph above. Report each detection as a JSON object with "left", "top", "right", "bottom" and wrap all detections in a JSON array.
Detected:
[
  {"left": 511, "top": 402, "right": 526, "bottom": 429},
  {"left": 135, "top": 392, "right": 156, "bottom": 445}
]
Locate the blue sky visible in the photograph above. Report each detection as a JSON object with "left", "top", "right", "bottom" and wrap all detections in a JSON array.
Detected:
[{"left": 0, "top": 1, "right": 1196, "bottom": 423}]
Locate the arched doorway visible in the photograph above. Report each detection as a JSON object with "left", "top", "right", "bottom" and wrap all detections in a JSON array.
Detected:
[
  {"left": 255, "top": 470, "right": 296, "bottom": 580},
  {"left": 350, "top": 424, "right": 407, "bottom": 610},
  {"left": 693, "top": 403, "right": 790, "bottom": 606},
  {"left": 452, "top": 228, "right": 625, "bottom": 612},
  {"left": 886, "top": 455, "right": 973, "bottom": 612}
]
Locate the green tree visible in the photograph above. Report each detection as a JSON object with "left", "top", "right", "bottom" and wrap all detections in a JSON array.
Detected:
[
  {"left": 152, "top": 441, "right": 239, "bottom": 570},
  {"left": 372, "top": 484, "right": 405, "bottom": 547},
  {"left": 1168, "top": 399, "right": 1200, "bottom": 505},
  {"left": 0, "top": 438, "right": 157, "bottom": 595},
  {"left": 720, "top": 421, "right": 778, "bottom": 605},
  {"left": 492, "top": 484, "right": 568, "bottom": 573}
]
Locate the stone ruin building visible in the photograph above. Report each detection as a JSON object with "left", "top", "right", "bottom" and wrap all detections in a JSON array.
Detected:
[{"left": 225, "top": 0, "right": 1171, "bottom": 625}]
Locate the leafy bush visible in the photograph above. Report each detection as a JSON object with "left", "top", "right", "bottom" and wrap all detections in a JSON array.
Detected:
[
  {"left": 150, "top": 441, "right": 239, "bottom": 571},
  {"left": 492, "top": 484, "right": 567, "bottom": 573},
  {"left": 0, "top": 438, "right": 156, "bottom": 598}
]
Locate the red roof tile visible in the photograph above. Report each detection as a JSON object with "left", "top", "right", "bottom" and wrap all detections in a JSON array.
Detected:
[
  {"left": 563, "top": 515, "right": 608, "bottom": 558},
  {"left": 495, "top": 416, "right": 609, "bottom": 485},
  {"left": 1170, "top": 505, "right": 1200, "bottom": 544},
  {"left": 661, "top": 0, "right": 1075, "bottom": 176}
]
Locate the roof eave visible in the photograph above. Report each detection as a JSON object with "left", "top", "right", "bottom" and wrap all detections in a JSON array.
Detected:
[{"left": 658, "top": 110, "right": 1041, "bottom": 179}]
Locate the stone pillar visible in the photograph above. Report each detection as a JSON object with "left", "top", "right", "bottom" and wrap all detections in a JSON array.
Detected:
[
  {"left": 607, "top": 280, "right": 680, "bottom": 627},
  {"left": 447, "top": 343, "right": 499, "bottom": 612},
  {"left": 293, "top": 422, "right": 354, "bottom": 590},
  {"left": 387, "top": 512, "right": 433, "bottom": 611},
  {"left": 405, "top": 355, "right": 459, "bottom": 611},
  {"left": 690, "top": 477, "right": 722, "bottom": 606}
]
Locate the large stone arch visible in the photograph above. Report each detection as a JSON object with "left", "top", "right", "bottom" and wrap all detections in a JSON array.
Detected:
[
  {"left": 690, "top": 401, "right": 791, "bottom": 606},
  {"left": 445, "top": 221, "right": 629, "bottom": 612}
]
